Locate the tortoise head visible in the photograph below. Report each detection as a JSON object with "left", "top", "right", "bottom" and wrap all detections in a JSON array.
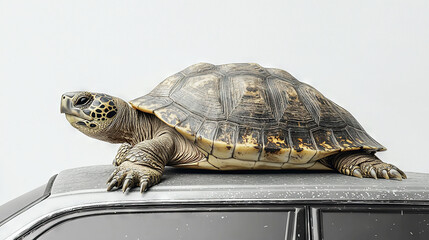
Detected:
[{"left": 61, "top": 91, "right": 121, "bottom": 139}]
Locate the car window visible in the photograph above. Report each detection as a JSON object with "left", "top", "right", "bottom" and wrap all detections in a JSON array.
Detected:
[
  {"left": 321, "top": 210, "right": 429, "bottom": 240},
  {"left": 36, "top": 211, "right": 292, "bottom": 240}
]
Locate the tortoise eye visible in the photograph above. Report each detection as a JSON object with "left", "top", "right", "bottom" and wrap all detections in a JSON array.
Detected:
[{"left": 76, "top": 96, "right": 90, "bottom": 106}]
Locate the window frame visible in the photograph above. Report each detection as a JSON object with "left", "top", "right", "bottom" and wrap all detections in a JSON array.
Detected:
[
  {"left": 310, "top": 205, "right": 429, "bottom": 240},
  {"left": 19, "top": 203, "right": 307, "bottom": 240}
]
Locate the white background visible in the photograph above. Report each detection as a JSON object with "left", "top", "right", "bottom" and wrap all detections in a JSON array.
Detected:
[{"left": 1, "top": 0, "right": 428, "bottom": 205}]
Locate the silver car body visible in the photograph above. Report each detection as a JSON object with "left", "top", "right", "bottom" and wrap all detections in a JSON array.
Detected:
[{"left": 1, "top": 165, "right": 429, "bottom": 239}]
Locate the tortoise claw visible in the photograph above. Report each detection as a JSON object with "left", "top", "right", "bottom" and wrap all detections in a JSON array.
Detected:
[
  {"left": 122, "top": 179, "right": 132, "bottom": 193},
  {"left": 122, "top": 173, "right": 135, "bottom": 193},
  {"left": 381, "top": 170, "right": 389, "bottom": 179},
  {"left": 106, "top": 170, "right": 117, "bottom": 184},
  {"left": 389, "top": 169, "right": 402, "bottom": 181},
  {"left": 397, "top": 169, "right": 407, "bottom": 179},
  {"left": 107, "top": 179, "right": 118, "bottom": 191},
  {"left": 106, "top": 162, "right": 162, "bottom": 193},
  {"left": 140, "top": 181, "right": 148, "bottom": 193},
  {"left": 370, "top": 168, "right": 377, "bottom": 179},
  {"left": 352, "top": 169, "right": 363, "bottom": 178}
]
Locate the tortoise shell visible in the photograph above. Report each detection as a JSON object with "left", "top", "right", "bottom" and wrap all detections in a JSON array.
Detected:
[{"left": 130, "top": 63, "right": 385, "bottom": 168}]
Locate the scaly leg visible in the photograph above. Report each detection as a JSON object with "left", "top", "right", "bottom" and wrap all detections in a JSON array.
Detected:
[
  {"left": 107, "top": 134, "right": 174, "bottom": 192},
  {"left": 113, "top": 143, "right": 133, "bottom": 166},
  {"left": 320, "top": 151, "right": 407, "bottom": 180}
]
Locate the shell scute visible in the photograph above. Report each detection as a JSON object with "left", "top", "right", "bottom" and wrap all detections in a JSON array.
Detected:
[
  {"left": 154, "top": 104, "right": 188, "bottom": 127},
  {"left": 289, "top": 129, "right": 317, "bottom": 163},
  {"left": 195, "top": 120, "right": 217, "bottom": 153},
  {"left": 346, "top": 126, "right": 385, "bottom": 151},
  {"left": 170, "top": 72, "right": 224, "bottom": 119},
  {"left": 261, "top": 128, "right": 290, "bottom": 162},
  {"left": 279, "top": 81, "right": 317, "bottom": 129},
  {"left": 297, "top": 84, "right": 347, "bottom": 128},
  {"left": 311, "top": 128, "right": 339, "bottom": 152},
  {"left": 333, "top": 129, "right": 362, "bottom": 150},
  {"left": 228, "top": 74, "right": 276, "bottom": 124},
  {"left": 311, "top": 128, "right": 341, "bottom": 160},
  {"left": 333, "top": 102, "right": 363, "bottom": 130},
  {"left": 233, "top": 126, "right": 262, "bottom": 161},
  {"left": 175, "top": 115, "right": 204, "bottom": 142},
  {"left": 212, "top": 122, "right": 238, "bottom": 158}
]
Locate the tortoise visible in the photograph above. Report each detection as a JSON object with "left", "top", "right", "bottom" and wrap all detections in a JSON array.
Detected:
[{"left": 61, "top": 63, "right": 407, "bottom": 192}]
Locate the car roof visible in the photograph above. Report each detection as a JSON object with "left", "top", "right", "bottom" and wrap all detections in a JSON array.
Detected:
[
  {"left": 1, "top": 165, "right": 429, "bottom": 239},
  {"left": 50, "top": 165, "right": 429, "bottom": 204}
]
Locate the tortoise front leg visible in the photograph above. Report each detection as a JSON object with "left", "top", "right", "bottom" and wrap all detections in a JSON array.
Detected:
[
  {"left": 321, "top": 151, "right": 407, "bottom": 180},
  {"left": 107, "top": 134, "right": 174, "bottom": 193},
  {"left": 113, "top": 143, "right": 133, "bottom": 166}
]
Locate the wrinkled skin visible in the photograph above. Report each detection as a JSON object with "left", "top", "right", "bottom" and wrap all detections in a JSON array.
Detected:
[{"left": 61, "top": 91, "right": 204, "bottom": 192}]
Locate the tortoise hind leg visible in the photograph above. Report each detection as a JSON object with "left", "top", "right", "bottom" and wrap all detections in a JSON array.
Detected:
[{"left": 319, "top": 151, "right": 407, "bottom": 180}]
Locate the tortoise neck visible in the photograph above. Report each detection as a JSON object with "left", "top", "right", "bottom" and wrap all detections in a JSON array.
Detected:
[{"left": 103, "top": 99, "right": 168, "bottom": 144}]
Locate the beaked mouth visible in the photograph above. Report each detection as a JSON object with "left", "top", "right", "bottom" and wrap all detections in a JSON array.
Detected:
[
  {"left": 61, "top": 95, "right": 93, "bottom": 121},
  {"left": 65, "top": 114, "right": 93, "bottom": 123}
]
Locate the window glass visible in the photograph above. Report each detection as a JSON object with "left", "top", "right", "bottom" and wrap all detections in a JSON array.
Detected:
[
  {"left": 37, "top": 211, "right": 291, "bottom": 240},
  {"left": 322, "top": 211, "right": 429, "bottom": 240}
]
